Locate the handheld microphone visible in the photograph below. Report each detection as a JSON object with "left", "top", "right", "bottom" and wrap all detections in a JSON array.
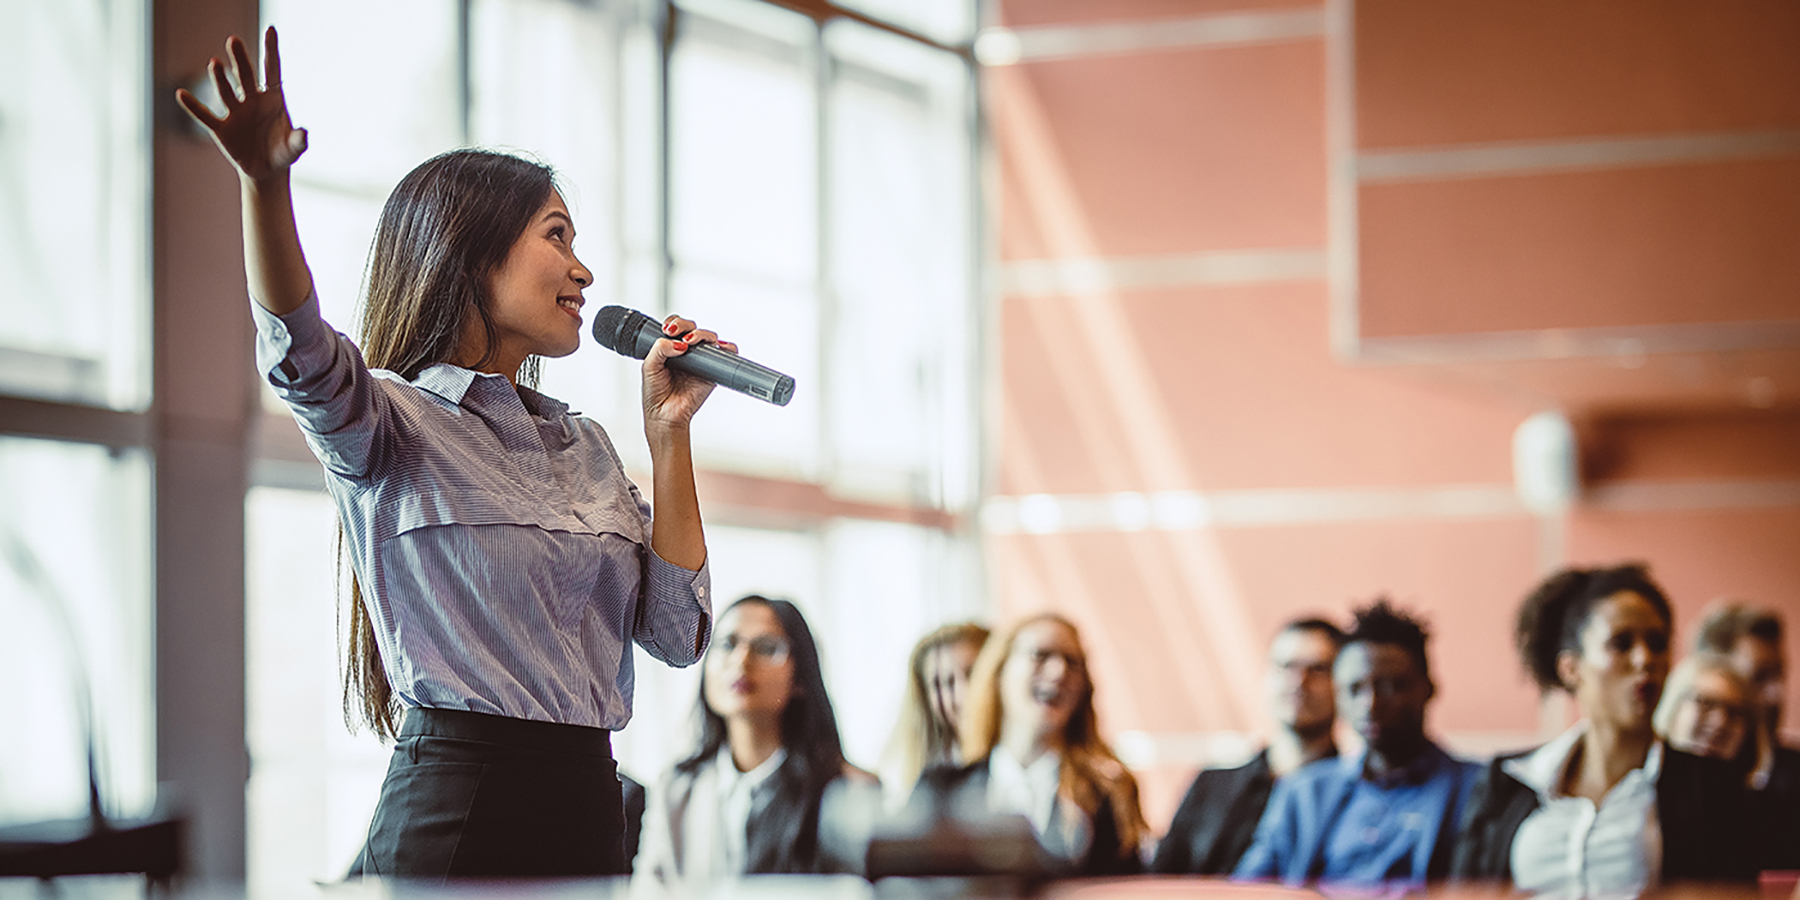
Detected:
[{"left": 591, "top": 306, "right": 795, "bottom": 407}]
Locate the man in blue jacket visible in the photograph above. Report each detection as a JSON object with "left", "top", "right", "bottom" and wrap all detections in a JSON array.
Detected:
[{"left": 1234, "top": 600, "right": 1479, "bottom": 889}]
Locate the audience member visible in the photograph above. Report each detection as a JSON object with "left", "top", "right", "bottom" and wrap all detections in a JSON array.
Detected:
[
  {"left": 1234, "top": 600, "right": 1478, "bottom": 888},
  {"left": 1695, "top": 602, "right": 1800, "bottom": 869},
  {"left": 1697, "top": 604, "right": 1797, "bottom": 785},
  {"left": 1654, "top": 652, "right": 1759, "bottom": 768},
  {"left": 637, "top": 596, "right": 871, "bottom": 880},
  {"left": 1152, "top": 617, "right": 1343, "bottom": 874},
  {"left": 880, "top": 622, "right": 990, "bottom": 809},
  {"left": 914, "top": 613, "right": 1147, "bottom": 875},
  {"left": 1453, "top": 564, "right": 1754, "bottom": 888}
]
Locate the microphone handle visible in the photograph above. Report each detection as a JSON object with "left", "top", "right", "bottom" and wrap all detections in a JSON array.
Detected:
[{"left": 629, "top": 321, "right": 795, "bottom": 407}]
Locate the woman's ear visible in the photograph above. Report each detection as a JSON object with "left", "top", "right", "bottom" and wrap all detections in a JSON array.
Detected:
[{"left": 1555, "top": 648, "right": 1582, "bottom": 693}]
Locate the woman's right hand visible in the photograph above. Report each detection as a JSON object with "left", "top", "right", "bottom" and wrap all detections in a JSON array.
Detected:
[{"left": 176, "top": 27, "right": 307, "bottom": 182}]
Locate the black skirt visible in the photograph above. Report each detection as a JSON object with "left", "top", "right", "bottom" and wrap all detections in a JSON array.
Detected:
[{"left": 361, "top": 708, "right": 626, "bottom": 879}]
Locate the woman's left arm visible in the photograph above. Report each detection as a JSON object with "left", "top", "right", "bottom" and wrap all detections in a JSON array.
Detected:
[{"left": 640, "top": 315, "right": 732, "bottom": 571}]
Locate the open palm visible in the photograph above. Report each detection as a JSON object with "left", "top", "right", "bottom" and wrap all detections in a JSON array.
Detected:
[{"left": 176, "top": 28, "right": 307, "bottom": 182}]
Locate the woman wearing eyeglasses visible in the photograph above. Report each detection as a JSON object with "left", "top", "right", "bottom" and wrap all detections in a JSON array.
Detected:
[{"left": 637, "top": 595, "right": 871, "bottom": 880}]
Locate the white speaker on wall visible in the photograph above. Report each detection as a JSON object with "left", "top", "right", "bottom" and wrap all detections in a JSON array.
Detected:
[{"left": 1513, "top": 410, "right": 1580, "bottom": 516}]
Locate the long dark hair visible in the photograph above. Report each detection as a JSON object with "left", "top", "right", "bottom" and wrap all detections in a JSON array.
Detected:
[
  {"left": 677, "top": 595, "right": 846, "bottom": 779},
  {"left": 677, "top": 596, "right": 847, "bottom": 871},
  {"left": 342, "top": 149, "right": 559, "bottom": 740}
]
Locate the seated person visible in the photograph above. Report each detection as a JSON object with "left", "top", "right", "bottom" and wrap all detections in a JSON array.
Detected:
[
  {"left": 1655, "top": 652, "right": 1759, "bottom": 768},
  {"left": 1153, "top": 617, "right": 1343, "bottom": 874},
  {"left": 1696, "top": 601, "right": 1800, "bottom": 869},
  {"left": 914, "top": 614, "right": 1147, "bottom": 876},
  {"left": 637, "top": 595, "right": 871, "bottom": 880},
  {"left": 880, "top": 622, "right": 990, "bottom": 809},
  {"left": 1453, "top": 565, "right": 1754, "bottom": 888},
  {"left": 1235, "top": 600, "right": 1479, "bottom": 888}
]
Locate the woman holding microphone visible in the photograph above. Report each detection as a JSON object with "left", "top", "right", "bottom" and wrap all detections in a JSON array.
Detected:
[{"left": 177, "top": 29, "right": 729, "bottom": 878}]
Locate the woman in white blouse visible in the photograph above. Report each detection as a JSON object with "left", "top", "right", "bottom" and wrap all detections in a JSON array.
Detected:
[
  {"left": 1453, "top": 564, "right": 1755, "bottom": 890},
  {"left": 638, "top": 596, "right": 871, "bottom": 880}
]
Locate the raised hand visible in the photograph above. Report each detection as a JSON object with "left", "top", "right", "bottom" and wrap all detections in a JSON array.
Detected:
[{"left": 176, "top": 27, "right": 307, "bottom": 182}]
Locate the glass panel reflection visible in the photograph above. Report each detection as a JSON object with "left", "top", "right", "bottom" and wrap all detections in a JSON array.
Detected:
[
  {"left": 826, "top": 21, "right": 976, "bottom": 509},
  {"left": 670, "top": 8, "right": 817, "bottom": 286},
  {"left": 833, "top": 0, "right": 977, "bottom": 46},
  {"left": 0, "top": 0, "right": 150, "bottom": 409},
  {"left": 0, "top": 436, "right": 152, "bottom": 826},
  {"left": 673, "top": 268, "right": 821, "bottom": 478},
  {"left": 245, "top": 486, "right": 389, "bottom": 892}
]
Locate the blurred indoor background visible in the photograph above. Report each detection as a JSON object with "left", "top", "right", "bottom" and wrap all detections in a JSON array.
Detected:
[{"left": 1, "top": 0, "right": 1795, "bottom": 892}]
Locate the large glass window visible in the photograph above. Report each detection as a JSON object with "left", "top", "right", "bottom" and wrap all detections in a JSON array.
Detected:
[
  {"left": 475, "top": 0, "right": 633, "bottom": 428},
  {"left": 245, "top": 487, "right": 387, "bottom": 891},
  {"left": 824, "top": 20, "right": 976, "bottom": 509},
  {"left": 2, "top": 0, "right": 979, "bottom": 885},
  {"left": 671, "top": 0, "right": 824, "bottom": 477},
  {"left": 0, "top": 436, "right": 153, "bottom": 826},
  {"left": 835, "top": 0, "right": 975, "bottom": 47},
  {"left": 261, "top": 0, "right": 463, "bottom": 351},
  {"left": 0, "top": 0, "right": 150, "bottom": 409}
]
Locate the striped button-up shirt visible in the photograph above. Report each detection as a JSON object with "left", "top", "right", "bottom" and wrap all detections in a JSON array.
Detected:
[{"left": 253, "top": 294, "right": 711, "bottom": 730}]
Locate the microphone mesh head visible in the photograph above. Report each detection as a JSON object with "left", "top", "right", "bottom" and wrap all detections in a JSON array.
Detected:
[{"left": 592, "top": 305, "right": 648, "bottom": 358}]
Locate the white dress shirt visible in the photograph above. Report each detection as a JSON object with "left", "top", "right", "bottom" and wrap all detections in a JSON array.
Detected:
[
  {"left": 676, "top": 746, "right": 787, "bottom": 881},
  {"left": 1507, "top": 723, "right": 1664, "bottom": 899},
  {"left": 987, "top": 746, "right": 1092, "bottom": 860},
  {"left": 987, "top": 745, "right": 1061, "bottom": 836}
]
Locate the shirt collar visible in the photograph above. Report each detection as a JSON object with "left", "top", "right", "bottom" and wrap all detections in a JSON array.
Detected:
[
  {"left": 413, "top": 363, "right": 483, "bottom": 405},
  {"left": 714, "top": 745, "right": 786, "bottom": 798},
  {"left": 1346, "top": 739, "right": 1451, "bottom": 787},
  {"left": 411, "top": 363, "right": 573, "bottom": 420},
  {"left": 1503, "top": 721, "right": 1664, "bottom": 800},
  {"left": 991, "top": 744, "right": 1062, "bottom": 785},
  {"left": 516, "top": 383, "right": 571, "bottom": 420}
]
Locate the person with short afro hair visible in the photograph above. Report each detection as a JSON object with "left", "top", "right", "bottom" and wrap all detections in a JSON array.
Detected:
[{"left": 1235, "top": 599, "right": 1479, "bottom": 889}]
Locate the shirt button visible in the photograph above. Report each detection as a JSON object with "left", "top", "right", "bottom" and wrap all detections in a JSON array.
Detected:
[{"left": 1362, "top": 827, "right": 1381, "bottom": 844}]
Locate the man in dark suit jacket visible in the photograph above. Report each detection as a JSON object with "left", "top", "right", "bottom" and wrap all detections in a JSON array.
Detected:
[{"left": 1151, "top": 617, "right": 1343, "bottom": 874}]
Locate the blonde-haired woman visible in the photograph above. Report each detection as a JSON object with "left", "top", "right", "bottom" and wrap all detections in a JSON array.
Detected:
[
  {"left": 880, "top": 622, "right": 989, "bottom": 808},
  {"left": 916, "top": 614, "right": 1145, "bottom": 875},
  {"left": 1654, "top": 652, "right": 1763, "bottom": 773}
]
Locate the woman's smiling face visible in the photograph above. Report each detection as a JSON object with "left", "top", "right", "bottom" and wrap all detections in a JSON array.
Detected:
[
  {"left": 999, "top": 618, "right": 1089, "bottom": 744},
  {"left": 463, "top": 190, "right": 592, "bottom": 376}
]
